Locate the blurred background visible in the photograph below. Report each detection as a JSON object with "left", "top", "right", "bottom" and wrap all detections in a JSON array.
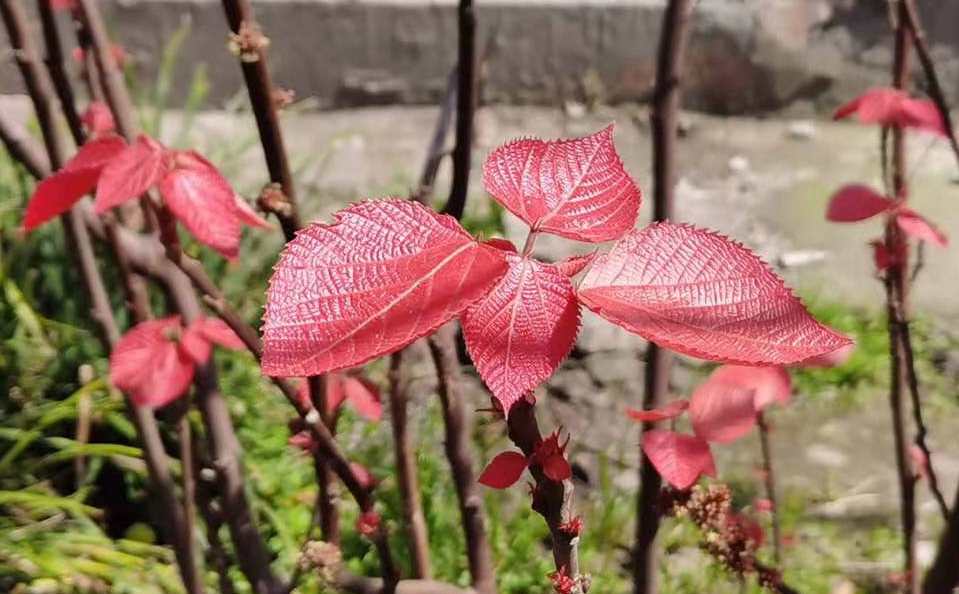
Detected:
[{"left": 3, "top": 0, "right": 959, "bottom": 593}]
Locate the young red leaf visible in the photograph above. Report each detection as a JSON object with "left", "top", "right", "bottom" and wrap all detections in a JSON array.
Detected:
[
  {"left": 95, "top": 135, "right": 166, "bottom": 213},
  {"left": 578, "top": 223, "right": 852, "bottom": 365},
  {"left": 554, "top": 253, "right": 595, "bottom": 277},
  {"left": 23, "top": 135, "right": 127, "bottom": 230},
  {"left": 342, "top": 375, "right": 383, "bottom": 422},
  {"left": 870, "top": 239, "right": 895, "bottom": 271},
  {"left": 625, "top": 398, "right": 689, "bottom": 422},
  {"left": 484, "top": 237, "right": 518, "bottom": 253},
  {"left": 233, "top": 195, "right": 273, "bottom": 229},
  {"left": 110, "top": 316, "right": 195, "bottom": 408},
  {"left": 478, "top": 451, "right": 529, "bottom": 489},
  {"left": 897, "top": 208, "right": 948, "bottom": 248},
  {"left": 689, "top": 379, "right": 757, "bottom": 443},
  {"left": 642, "top": 429, "right": 716, "bottom": 490},
  {"left": 834, "top": 88, "right": 947, "bottom": 136},
  {"left": 288, "top": 431, "right": 314, "bottom": 452},
  {"left": 800, "top": 342, "right": 855, "bottom": 368},
  {"left": 178, "top": 327, "right": 212, "bottom": 364},
  {"left": 483, "top": 125, "right": 642, "bottom": 243},
  {"left": 326, "top": 374, "right": 347, "bottom": 414},
  {"left": 713, "top": 365, "right": 792, "bottom": 411},
  {"left": 186, "top": 316, "right": 245, "bottom": 350},
  {"left": 826, "top": 184, "right": 892, "bottom": 222},
  {"left": 910, "top": 444, "right": 930, "bottom": 481},
  {"left": 262, "top": 200, "right": 509, "bottom": 376},
  {"left": 350, "top": 462, "right": 376, "bottom": 489},
  {"left": 462, "top": 255, "right": 580, "bottom": 414},
  {"left": 160, "top": 152, "right": 243, "bottom": 259},
  {"left": 81, "top": 102, "right": 115, "bottom": 135}
]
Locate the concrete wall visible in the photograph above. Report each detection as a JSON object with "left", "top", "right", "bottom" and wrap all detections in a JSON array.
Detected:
[{"left": 3, "top": 0, "right": 959, "bottom": 114}]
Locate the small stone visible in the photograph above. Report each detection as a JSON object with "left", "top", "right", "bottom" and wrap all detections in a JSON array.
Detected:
[
  {"left": 777, "top": 249, "right": 827, "bottom": 268},
  {"left": 563, "top": 100, "right": 587, "bottom": 119},
  {"left": 728, "top": 155, "right": 749, "bottom": 173},
  {"left": 787, "top": 120, "right": 817, "bottom": 140}
]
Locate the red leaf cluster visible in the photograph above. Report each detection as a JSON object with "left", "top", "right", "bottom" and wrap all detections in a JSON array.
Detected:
[
  {"left": 262, "top": 125, "right": 850, "bottom": 421},
  {"left": 825, "top": 184, "right": 948, "bottom": 252},
  {"left": 834, "top": 88, "right": 948, "bottom": 137},
  {"left": 110, "top": 316, "right": 243, "bottom": 408},
  {"left": 478, "top": 429, "right": 572, "bottom": 490},
  {"left": 24, "top": 133, "right": 269, "bottom": 259}
]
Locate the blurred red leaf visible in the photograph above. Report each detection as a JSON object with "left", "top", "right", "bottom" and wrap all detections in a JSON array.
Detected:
[
  {"left": 642, "top": 429, "right": 716, "bottom": 490},
  {"left": 478, "top": 451, "right": 529, "bottom": 489}
]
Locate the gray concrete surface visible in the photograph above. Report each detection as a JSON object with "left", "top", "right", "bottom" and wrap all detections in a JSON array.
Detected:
[{"left": 5, "top": 0, "right": 959, "bottom": 112}]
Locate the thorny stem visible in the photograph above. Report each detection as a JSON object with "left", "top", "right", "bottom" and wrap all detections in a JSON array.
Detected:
[
  {"left": 506, "top": 401, "right": 582, "bottom": 591},
  {"left": 442, "top": 0, "right": 476, "bottom": 220},
  {"left": 426, "top": 325, "right": 497, "bottom": 594},
  {"left": 219, "top": 0, "right": 302, "bottom": 237},
  {"left": 896, "top": 319, "right": 949, "bottom": 519},
  {"left": 756, "top": 412, "right": 782, "bottom": 564},
  {"left": 635, "top": 0, "right": 693, "bottom": 592},
  {"left": 887, "top": 6, "right": 919, "bottom": 593},
  {"left": 388, "top": 350, "right": 432, "bottom": 578}
]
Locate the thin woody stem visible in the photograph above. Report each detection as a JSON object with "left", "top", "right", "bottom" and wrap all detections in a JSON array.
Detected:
[
  {"left": 888, "top": 5, "right": 919, "bottom": 593},
  {"left": 635, "top": 0, "right": 693, "bottom": 593},
  {"left": 756, "top": 412, "right": 782, "bottom": 564},
  {"left": 219, "top": 0, "right": 301, "bottom": 236},
  {"left": 388, "top": 350, "right": 432, "bottom": 578},
  {"left": 506, "top": 402, "right": 581, "bottom": 590},
  {"left": 442, "top": 0, "right": 476, "bottom": 220}
]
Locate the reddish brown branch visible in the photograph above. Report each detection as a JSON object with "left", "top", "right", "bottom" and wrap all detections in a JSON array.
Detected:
[
  {"left": 442, "top": 0, "right": 476, "bottom": 220},
  {"left": 505, "top": 401, "right": 580, "bottom": 589},
  {"left": 756, "top": 412, "right": 782, "bottom": 564},
  {"left": 414, "top": 68, "right": 458, "bottom": 204},
  {"left": 35, "top": 0, "right": 84, "bottom": 146},
  {"left": 219, "top": 0, "right": 301, "bottom": 237},
  {"left": 900, "top": 0, "right": 959, "bottom": 175},
  {"left": 887, "top": 6, "right": 919, "bottom": 594},
  {"left": 308, "top": 375, "right": 340, "bottom": 544},
  {"left": 426, "top": 325, "right": 497, "bottom": 594},
  {"left": 388, "top": 350, "right": 432, "bottom": 578},
  {"left": 635, "top": 1, "right": 693, "bottom": 592}
]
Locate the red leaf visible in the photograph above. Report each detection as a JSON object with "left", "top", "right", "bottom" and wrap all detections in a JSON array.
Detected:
[
  {"left": 543, "top": 455, "right": 572, "bottom": 482},
  {"left": 484, "top": 237, "right": 518, "bottom": 253},
  {"left": 342, "top": 375, "right": 382, "bottom": 422},
  {"left": 160, "top": 152, "right": 242, "bottom": 259},
  {"left": 483, "top": 125, "right": 642, "bottom": 243},
  {"left": 897, "top": 208, "right": 948, "bottom": 247},
  {"left": 233, "top": 194, "right": 273, "bottom": 229},
  {"left": 554, "top": 253, "right": 595, "bottom": 277},
  {"left": 826, "top": 185, "right": 892, "bottom": 222},
  {"left": 178, "top": 327, "right": 212, "bottom": 364},
  {"left": 801, "top": 342, "right": 856, "bottom": 368},
  {"left": 95, "top": 135, "right": 166, "bottom": 213},
  {"left": 578, "top": 223, "right": 852, "bottom": 365},
  {"left": 689, "top": 378, "right": 757, "bottom": 443},
  {"left": 478, "top": 451, "right": 529, "bottom": 489},
  {"left": 23, "top": 135, "right": 127, "bottom": 230},
  {"left": 186, "top": 316, "right": 245, "bottom": 350},
  {"left": 288, "top": 431, "right": 314, "bottom": 452},
  {"left": 350, "top": 462, "right": 376, "bottom": 489},
  {"left": 642, "top": 429, "right": 716, "bottom": 490},
  {"left": 462, "top": 255, "right": 580, "bottom": 414},
  {"left": 110, "top": 316, "right": 195, "bottom": 408},
  {"left": 262, "top": 200, "right": 509, "bottom": 376},
  {"left": 81, "top": 102, "right": 115, "bottom": 135},
  {"left": 625, "top": 398, "right": 689, "bottom": 422},
  {"left": 326, "top": 374, "right": 347, "bottom": 414},
  {"left": 834, "top": 88, "right": 947, "bottom": 137},
  {"left": 910, "top": 444, "right": 930, "bottom": 481},
  {"left": 870, "top": 239, "right": 895, "bottom": 271},
  {"left": 713, "top": 365, "right": 792, "bottom": 411}
]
